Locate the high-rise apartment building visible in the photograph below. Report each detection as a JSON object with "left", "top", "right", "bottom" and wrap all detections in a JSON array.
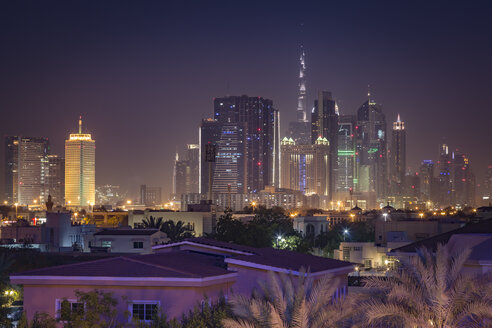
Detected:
[
  {"left": 355, "top": 95, "right": 387, "bottom": 202},
  {"left": 452, "top": 152, "right": 475, "bottom": 206},
  {"left": 199, "top": 119, "right": 222, "bottom": 195},
  {"left": 44, "top": 154, "right": 65, "bottom": 205},
  {"left": 390, "top": 114, "right": 406, "bottom": 195},
  {"left": 288, "top": 45, "right": 310, "bottom": 144},
  {"left": 437, "top": 143, "right": 452, "bottom": 206},
  {"left": 311, "top": 91, "right": 338, "bottom": 200},
  {"left": 4, "top": 136, "right": 50, "bottom": 205},
  {"left": 484, "top": 165, "right": 492, "bottom": 204},
  {"left": 173, "top": 144, "right": 200, "bottom": 195},
  {"left": 419, "top": 160, "right": 434, "bottom": 202},
  {"left": 280, "top": 137, "right": 330, "bottom": 197},
  {"left": 65, "top": 117, "right": 95, "bottom": 207},
  {"left": 336, "top": 115, "right": 356, "bottom": 195},
  {"left": 140, "top": 184, "right": 162, "bottom": 206},
  {"left": 200, "top": 96, "right": 279, "bottom": 195},
  {"left": 4, "top": 136, "right": 20, "bottom": 203}
]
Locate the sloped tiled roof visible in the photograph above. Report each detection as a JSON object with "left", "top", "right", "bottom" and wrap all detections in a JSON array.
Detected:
[
  {"left": 228, "top": 248, "right": 353, "bottom": 273},
  {"left": 182, "top": 237, "right": 259, "bottom": 254},
  {"left": 13, "top": 251, "right": 229, "bottom": 278},
  {"left": 391, "top": 219, "right": 492, "bottom": 253}
]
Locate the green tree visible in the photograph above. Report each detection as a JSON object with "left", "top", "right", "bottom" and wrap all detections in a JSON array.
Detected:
[
  {"left": 31, "top": 312, "right": 57, "bottom": 328},
  {"left": 142, "top": 216, "right": 164, "bottom": 229},
  {"left": 223, "top": 270, "right": 353, "bottom": 328},
  {"left": 17, "top": 311, "right": 29, "bottom": 328},
  {"left": 362, "top": 243, "right": 492, "bottom": 327},
  {"left": 160, "top": 220, "right": 194, "bottom": 243},
  {"left": 214, "top": 212, "right": 245, "bottom": 243},
  {"left": 60, "top": 289, "right": 119, "bottom": 328}
]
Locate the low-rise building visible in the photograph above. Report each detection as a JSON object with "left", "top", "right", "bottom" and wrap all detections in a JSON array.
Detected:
[
  {"left": 333, "top": 241, "right": 409, "bottom": 270},
  {"left": 90, "top": 229, "right": 169, "bottom": 254},
  {"left": 389, "top": 218, "right": 492, "bottom": 275},
  {"left": 12, "top": 237, "right": 354, "bottom": 323},
  {"left": 375, "top": 218, "right": 463, "bottom": 245},
  {"left": 128, "top": 210, "right": 216, "bottom": 236}
]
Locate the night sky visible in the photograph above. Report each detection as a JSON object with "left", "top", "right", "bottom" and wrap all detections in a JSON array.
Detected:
[{"left": 1, "top": 0, "right": 491, "bottom": 199}]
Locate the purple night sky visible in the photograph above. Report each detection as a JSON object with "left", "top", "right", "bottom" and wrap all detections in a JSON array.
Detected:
[{"left": 1, "top": 0, "right": 491, "bottom": 199}]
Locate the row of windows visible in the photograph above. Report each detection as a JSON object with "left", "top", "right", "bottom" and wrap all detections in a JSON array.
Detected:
[{"left": 57, "top": 300, "right": 159, "bottom": 322}]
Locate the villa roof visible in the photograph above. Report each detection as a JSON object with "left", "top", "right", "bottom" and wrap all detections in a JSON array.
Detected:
[
  {"left": 154, "top": 237, "right": 259, "bottom": 254},
  {"left": 391, "top": 219, "right": 492, "bottom": 253},
  {"left": 94, "top": 229, "right": 160, "bottom": 236},
  {"left": 227, "top": 248, "right": 353, "bottom": 274},
  {"left": 12, "top": 251, "right": 229, "bottom": 278}
]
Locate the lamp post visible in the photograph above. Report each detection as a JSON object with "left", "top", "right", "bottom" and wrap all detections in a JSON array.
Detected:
[
  {"left": 14, "top": 203, "right": 18, "bottom": 218},
  {"left": 383, "top": 213, "right": 388, "bottom": 222},
  {"left": 276, "top": 235, "right": 282, "bottom": 248},
  {"left": 343, "top": 229, "right": 349, "bottom": 241}
]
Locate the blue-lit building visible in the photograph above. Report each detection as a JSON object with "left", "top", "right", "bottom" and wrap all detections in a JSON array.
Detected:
[
  {"left": 199, "top": 96, "right": 280, "bottom": 196},
  {"left": 280, "top": 137, "right": 330, "bottom": 199}
]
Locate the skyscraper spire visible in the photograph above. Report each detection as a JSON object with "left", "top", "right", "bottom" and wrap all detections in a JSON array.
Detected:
[
  {"left": 297, "top": 45, "right": 307, "bottom": 123},
  {"left": 78, "top": 116, "right": 82, "bottom": 134},
  {"left": 397, "top": 113, "right": 401, "bottom": 122}
]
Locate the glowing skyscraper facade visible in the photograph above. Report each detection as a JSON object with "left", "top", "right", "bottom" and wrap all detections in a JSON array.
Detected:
[
  {"left": 390, "top": 114, "right": 406, "bottom": 195},
  {"left": 288, "top": 45, "right": 310, "bottom": 144},
  {"left": 65, "top": 117, "right": 95, "bottom": 207}
]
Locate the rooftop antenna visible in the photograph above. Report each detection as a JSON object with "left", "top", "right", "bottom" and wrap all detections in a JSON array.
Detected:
[{"left": 78, "top": 116, "right": 82, "bottom": 134}]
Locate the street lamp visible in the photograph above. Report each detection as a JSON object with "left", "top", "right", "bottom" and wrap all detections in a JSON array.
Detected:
[
  {"left": 343, "top": 229, "right": 349, "bottom": 241},
  {"left": 383, "top": 213, "right": 388, "bottom": 222},
  {"left": 14, "top": 203, "right": 18, "bottom": 218}
]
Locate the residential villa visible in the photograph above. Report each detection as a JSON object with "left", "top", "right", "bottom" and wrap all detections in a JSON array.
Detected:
[{"left": 11, "top": 237, "right": 354, "bottom": 323}]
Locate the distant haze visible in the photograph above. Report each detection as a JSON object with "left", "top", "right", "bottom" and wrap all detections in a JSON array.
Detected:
[{"left": 1, "top": 1, "right": 491, "bottom": 199}]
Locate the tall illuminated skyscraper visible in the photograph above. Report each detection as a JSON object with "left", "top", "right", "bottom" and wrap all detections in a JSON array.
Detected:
[
  {"left": 311, "top": 91, "right": 339, "bottom": 200},
  {"left": 65, "top": 117, "right": 95, "bottom": 207},
  {"left": 336, "top": 114, "right": 356, "bottom": 194},
  {"left": 390, "top": 114, "right": 406, "bottom": 195},
  {"left": 280, "top": 136, "right": 330, "bottom": 196},
  {"left": 288, "top": 45, "right": 310, "bottom": 144},
  {"left": 4, "top": 136, "right": 49, "bottom": 205},
  {"left": 355, "top": 94, "right": 387, "bottom": 203}
]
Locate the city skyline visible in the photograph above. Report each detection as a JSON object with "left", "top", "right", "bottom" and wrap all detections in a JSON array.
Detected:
[{"left": 1, "top": 1, "right": 491, "bottom": 199}]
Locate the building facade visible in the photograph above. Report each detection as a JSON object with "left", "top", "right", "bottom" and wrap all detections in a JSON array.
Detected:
[
  {"left": 44, "top": 155, "right": 65, "bottom": 206},
  {"left": 355, "top": 97, "right": 387, "bottom": 204},
  {"left": 173, "top": 144, "right": 199, "bottom": 195},
  {"left": 65, "top": 117, "right": 95, "bottom": 207},
  {"left": 287, "top": 45, "right": 310, "bottom": 145},
  {"left": 280, "top": 137, "right": 330, "bottom": 197},
  {"left": 336, "top": 114, "right": 356, "bottom": 196},
  {"left": 200, "top": 96, "right": 280, "bottom": 197},
  {"left": 4, "top": 136, "right": 50, "bottom": 205},
  {"left": 389, "top": 114, "right": 406, "bottom": 195},
  {"left": 139, "top": 185, "right": 162, "bottom": 206},
  {"left": 311, "top": 91, "right": 339, "bottom": 200}
]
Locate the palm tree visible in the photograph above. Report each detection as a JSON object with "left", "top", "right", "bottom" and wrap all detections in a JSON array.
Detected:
[
  {"left": 141, "top": 216, "right": 164, "bottom": 229},
  {"left": 160, "top": 220, "right": 193, "bottom": 242},
  {"left": 222, "top": 270, "right": 354, "bottom": 328},
  {"left": 362, "top": 243, "right": 492, "bottom": 328}
]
